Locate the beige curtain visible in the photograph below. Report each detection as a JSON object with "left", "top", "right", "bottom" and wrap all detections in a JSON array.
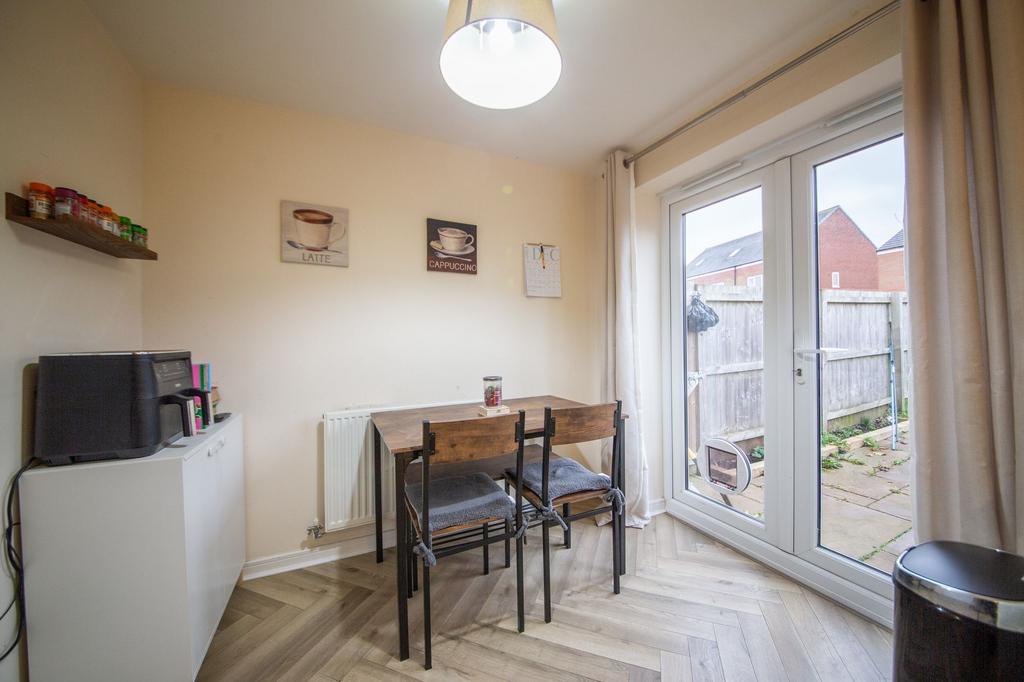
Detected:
[
  {"left": 904, "top": 0, "right": 1024, "bottom": 551},
  {"left": 603, "top": 150, "right": 650, "bottom": 528}
]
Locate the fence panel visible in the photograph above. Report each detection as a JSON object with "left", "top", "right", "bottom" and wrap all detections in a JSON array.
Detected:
[
  {"left": 694, "top": 290, "right": 764, "bottom": 442},
  {"left": 688, "top": 286, "right": 910, "bottom": 445},
  {"left": 819, "top": 290, "right": 893, "bottom": 421}
]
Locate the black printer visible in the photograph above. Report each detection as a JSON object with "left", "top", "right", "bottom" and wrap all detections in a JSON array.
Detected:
[{"left": 34, "top": 351, "right": 212, "bottom": 465}]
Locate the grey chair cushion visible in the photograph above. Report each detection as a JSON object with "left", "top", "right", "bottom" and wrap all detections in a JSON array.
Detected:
[
  {"left": 406, "top": 472, "right": 515, "bottom": 533},
  {"left": 507, "top": 456, "right": 611, "bottom": 501}
]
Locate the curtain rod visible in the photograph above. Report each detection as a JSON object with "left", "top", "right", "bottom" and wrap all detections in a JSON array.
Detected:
[{"left": 623, "top": 0, "right": 900, "bottom": 169}]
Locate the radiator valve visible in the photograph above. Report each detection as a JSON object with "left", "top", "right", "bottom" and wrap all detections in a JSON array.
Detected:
[{"left": 306, "top": 518, "right": 325, "bottom": 540}]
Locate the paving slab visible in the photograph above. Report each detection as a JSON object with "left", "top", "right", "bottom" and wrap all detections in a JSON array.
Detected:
[
  {"left": 875, "top": 458, "right": 912, "bottom": 486},
  {"left": 885, "top": 527, "right": 916, "bottom": 554},
  {"left": 863, "top": 550, "right": 901, "bottom": 574},
  {"left": 820, "top": 495, "right": 912, "bottom": 561},
  {"left": 741, "top": 481, "right": 764, "bottom": 502},
  {"left": 821, "top": 485, "right": 876, "bottom": 507},
  {"left": 869, "top": 490, "right": 912, "bottom": 521},
  {"left": 689, "top": 479, "right": 764, "bottom": 520},
  {"left": 821, "top": 463, "right": 902, "bottom": 501}
]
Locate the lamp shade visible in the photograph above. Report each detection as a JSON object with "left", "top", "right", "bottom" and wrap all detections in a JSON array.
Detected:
[{"left": 440, "top": 0, "right": 562, "bottom": 110}]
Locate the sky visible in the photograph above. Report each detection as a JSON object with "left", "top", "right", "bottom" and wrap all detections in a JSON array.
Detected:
[{"left": 684, "top": 136, "right": 906, "bottom": 265}]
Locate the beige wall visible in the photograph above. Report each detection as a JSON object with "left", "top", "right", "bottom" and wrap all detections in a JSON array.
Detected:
[
  {"left": 633, "top": 187, "right": 666, "bottom": 505},
  {"left": 634, "top": 4, "right": 901, "bottom": 188},
  {"left": 141, "top": 84, "right": 601, "bottom": 561},
  {"left": 0, "top": 0, "right": 144, "bottom": 678}
]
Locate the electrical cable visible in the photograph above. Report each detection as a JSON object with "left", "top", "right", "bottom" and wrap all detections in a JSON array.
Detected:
[{"left": 0, "top": 458, "right": 39, "bottom": 663}]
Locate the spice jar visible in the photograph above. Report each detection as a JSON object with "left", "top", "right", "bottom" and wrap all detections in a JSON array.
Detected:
[
  {"left": 98, "top": 205, "right": 116, "bottom": 234},
  {"left": 53, "top": 187, "right": 77, "bottom": 220},
  {"left": 119, "top": 216, "right": 133, "bottom": 240},
  {"left": 27, "top": 182, "right": 54, "bottom": 219},
  {"left": 483, "top": 376, "right": 503, "bottom": 408},
  {"left": 131, "top": 224, "right": 146, "bottom": 247},
  {"left": 87, "top": 199, "right": 99, "bottom": 226}
]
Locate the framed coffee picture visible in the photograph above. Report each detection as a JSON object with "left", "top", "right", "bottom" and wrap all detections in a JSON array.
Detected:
[
  {"left": 281, "top": 200, "right": 349, "bottom": 268},
  {"left": 427, "top": 218, "right": 477, "bottom": 275}
]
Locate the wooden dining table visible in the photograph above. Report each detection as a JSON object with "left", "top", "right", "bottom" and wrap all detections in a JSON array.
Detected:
[{"left": 370, "top": 394, "right": 585, "bottom": 661}]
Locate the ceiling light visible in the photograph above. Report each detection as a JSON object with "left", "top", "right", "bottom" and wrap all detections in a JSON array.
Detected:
[{"left": 440, "top": 0, "right": 562, "bottom": 110}]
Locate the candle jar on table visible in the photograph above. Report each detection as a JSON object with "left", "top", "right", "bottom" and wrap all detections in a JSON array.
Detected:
[{"left": 483, "top": 376, "right": 503, "bottom": 408}]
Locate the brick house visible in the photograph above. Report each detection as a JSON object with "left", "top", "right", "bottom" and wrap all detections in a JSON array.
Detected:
[
  {"left": 686, "top": 205, "right": 879, "bottom": 290},
  {"left": 876, "top": 228, "right": 906, "bottom": 291}
]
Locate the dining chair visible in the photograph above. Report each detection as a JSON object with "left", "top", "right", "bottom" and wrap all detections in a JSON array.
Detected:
[
  {"left": 404, "top": 443, "right": 544, "bottom": 582},
  {"left": 404, "top": 410, "right": 527, "bottom": 670},
  {"left": 503, "top": 401, "right": 625, "bottom": 623}
]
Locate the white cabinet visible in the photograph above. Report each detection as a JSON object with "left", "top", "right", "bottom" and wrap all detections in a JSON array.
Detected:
[{"left": 21, "top": 414, "right": 245, "bottom": 682}]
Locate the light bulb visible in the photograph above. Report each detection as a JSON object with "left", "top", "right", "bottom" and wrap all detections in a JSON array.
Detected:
[
  {"left": 487, "top": 20, "right": 514, "bottom": 55},
  {"left": 440, "top": 2, "right": 562, "bottom": 110}
]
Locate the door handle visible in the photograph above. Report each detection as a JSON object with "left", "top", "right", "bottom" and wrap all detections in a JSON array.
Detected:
[{"left": 794, "top": 347, "right": 848, "bottom": 360}]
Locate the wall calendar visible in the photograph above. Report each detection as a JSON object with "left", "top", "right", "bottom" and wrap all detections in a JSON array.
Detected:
[{"left": 523, "top": 243, "right": 561, "bottom": 298}]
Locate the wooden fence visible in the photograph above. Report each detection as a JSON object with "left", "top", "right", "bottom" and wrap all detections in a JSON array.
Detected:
[{"left": 686, "top": 286, "right": 910, "bottom": 449}]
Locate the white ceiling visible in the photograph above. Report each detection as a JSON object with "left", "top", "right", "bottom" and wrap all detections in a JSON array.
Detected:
[{"left": 84, "top": 0, "right": 873, "bottom": 171}]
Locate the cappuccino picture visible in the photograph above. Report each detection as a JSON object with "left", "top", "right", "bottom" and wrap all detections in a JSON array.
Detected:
[
  {"left": 281, "top": 200, "right": 349, "bottom": 268},
  {"left": 427, "top": 218, "right": 477, "bottom": 275}
]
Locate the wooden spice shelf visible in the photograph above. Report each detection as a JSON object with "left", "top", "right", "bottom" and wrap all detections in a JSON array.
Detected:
[{"left": 5, "top": 192, "right": 158, "bottom": 261}]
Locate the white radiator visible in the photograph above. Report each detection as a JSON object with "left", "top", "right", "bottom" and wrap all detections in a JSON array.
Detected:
[
  {"left": 322, "top": 399, "right": 477, "bottom": 533},
  {"left": 323, "top": 409, "right": 394, "bottom": 532}
]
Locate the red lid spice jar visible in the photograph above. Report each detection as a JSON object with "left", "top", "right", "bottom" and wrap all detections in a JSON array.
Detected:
[
  {"left": 483, "top": 376, "right": 503, "bottom": 408},
  {"left": 77, "top": 194, "right": 88, "bottom": 222},
  {"left": 27, "top": 182, "right": 54, "bottom": 219}
]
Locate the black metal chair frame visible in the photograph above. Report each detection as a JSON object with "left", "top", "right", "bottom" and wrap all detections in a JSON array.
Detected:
[
  {"left": 510, "top": 401, "right": 626, "bottom": 623},
  {"left": 404, "top": 410, "right": 527, "bottom": 670}
]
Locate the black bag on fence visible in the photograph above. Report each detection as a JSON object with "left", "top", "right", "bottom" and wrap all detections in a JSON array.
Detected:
[{"left": 687, "top": 293, "right": 719, "bottom": 332}]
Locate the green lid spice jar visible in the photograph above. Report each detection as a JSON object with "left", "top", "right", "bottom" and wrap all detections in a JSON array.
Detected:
[
  {"left": 119, "top": 216, "right": 132, "bottom": 240},
  {"left": 131, "top": 224, "right": 147, "bottom": 247}
]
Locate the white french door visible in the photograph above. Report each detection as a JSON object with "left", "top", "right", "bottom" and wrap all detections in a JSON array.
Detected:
[
  {"left": 668, "top": 165, "right": 793, "bottom": 550},
  {"left": 665, "top": 111, "right": 907, "bottom": 619},
  {"left": 792, "top": 114, "right": 907, "bottom": 598}
]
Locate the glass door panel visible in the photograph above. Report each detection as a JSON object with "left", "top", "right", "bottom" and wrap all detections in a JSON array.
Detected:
[
  {"left": 811, "top": 135, "right": 912, "bottom": 573},
  {"left": 682, "top": 187, "right": 766, "bottom": 521},
  {"left": 791, "top": 114, "right": 908, "bottom": 599},
  {"left": 669, "top": 164, "right": 784, "bottom": 546}
]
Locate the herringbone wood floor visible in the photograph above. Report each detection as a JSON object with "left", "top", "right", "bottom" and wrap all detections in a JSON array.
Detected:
[{"left": 198, "top": 514, "right": 893, "bottom": 681}]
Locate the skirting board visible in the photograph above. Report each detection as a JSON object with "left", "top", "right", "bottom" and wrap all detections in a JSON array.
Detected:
[
  {"left": 243, "top": 499, "right": 666, "bottom": 581},
  {"left": 242, "top": 529, "right": 397, "bottom": 581}
]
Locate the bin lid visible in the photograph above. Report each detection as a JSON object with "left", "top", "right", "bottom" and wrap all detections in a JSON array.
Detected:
[{"left": 894, "top": 541, "right": 1024, "bottom": 632}]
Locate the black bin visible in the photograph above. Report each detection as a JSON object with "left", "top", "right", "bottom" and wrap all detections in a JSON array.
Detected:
[{"left": 893, "top": 540, "right": 1024, "bottom": 680}]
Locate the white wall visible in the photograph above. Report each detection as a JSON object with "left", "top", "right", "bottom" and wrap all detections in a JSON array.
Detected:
[
  {"left": 0, "top": 1, "right": 144, "bottom": 678},
  {"left": 141, "top": 84, "right": 602, "bottom": 562}
]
